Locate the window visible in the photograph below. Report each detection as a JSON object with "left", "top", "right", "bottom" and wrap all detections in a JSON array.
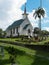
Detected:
[
  {"left": 16, "top": 27, "right": 18, "bottom": 33},
  {"left": 28, "top": 29, "right": 30, "bottom": 33},
  {"left": 11, "top": 30, "right": 12, "bottom": 35},
  {"left": 13, "top": 28, "right": 15, "bottom": 34}
]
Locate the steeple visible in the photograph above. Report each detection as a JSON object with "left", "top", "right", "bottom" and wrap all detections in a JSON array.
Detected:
[
  {"left": 22, "top": 3, "right": 28, "bottom": 19},
  {"left": 24, "top": 3, "right": 26, "bottom": 14}
]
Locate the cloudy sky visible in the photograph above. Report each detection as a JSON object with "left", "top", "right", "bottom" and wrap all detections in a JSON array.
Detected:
[{"left": 0, "top": 0, "right": 49, "bottom": 31}]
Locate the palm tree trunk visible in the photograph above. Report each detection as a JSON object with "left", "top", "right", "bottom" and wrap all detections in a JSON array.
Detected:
[
  {"left": 39, "top": 17, "right": 41, "bottom": 41},
  {"left": 39, "top": 18, "right": 41, "bottom": 30}
]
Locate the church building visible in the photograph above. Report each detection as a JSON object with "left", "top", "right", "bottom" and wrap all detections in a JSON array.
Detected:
[{"left": 6, "top": 3, "right": 33, "bottom": 37}]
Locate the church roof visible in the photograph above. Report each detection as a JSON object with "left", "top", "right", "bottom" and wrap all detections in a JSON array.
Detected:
[
  {"left": 23, "top": 24, "right": 30, "bottom": 29},
  {"left": 7, "top": 19, "right": 24, "bottom": 30}
]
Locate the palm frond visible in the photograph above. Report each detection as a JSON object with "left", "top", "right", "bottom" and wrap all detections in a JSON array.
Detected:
[{"left": 33, "top": 7, "right": 45, "bottom": 19}]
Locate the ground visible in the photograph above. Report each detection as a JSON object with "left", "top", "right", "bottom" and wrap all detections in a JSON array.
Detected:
[{"left": 0, "top": 42, "right": 49, "bottom": 65}]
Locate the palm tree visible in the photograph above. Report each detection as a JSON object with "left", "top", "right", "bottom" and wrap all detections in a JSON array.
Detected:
[
  {"left": 33, "top": 7, "right": 45, "bottom": 30},
  {"left": 33, "top": 8, "right": 45, "bottom": 41}
]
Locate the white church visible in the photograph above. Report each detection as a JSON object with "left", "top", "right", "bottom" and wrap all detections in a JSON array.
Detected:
[{"left": 6, "top": 3, "right": 33, "bottom": 37}]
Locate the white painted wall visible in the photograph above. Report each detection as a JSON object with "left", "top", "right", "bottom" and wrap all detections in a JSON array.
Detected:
[
  {"left": 19, "top": 17, "right": 33, "bottom": 36},
  {"left": 6, "top": 15, "right": 33, "bottom": 37},
  {"left": 11, "top": 27, "right": 20, "bottom": 36}
]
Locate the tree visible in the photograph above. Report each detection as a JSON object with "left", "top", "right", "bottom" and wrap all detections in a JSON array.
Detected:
[
  {"left": 41, "top": 30, "right": 49, "bottom": 40},
  {"left": 33, "top": 27, "right": 40, "bottom": 34},
  {"left": 0, "top": 29, "right": 3, "bottom": 38},
  {"left": 33, "top": 7, "right": 45, "bottom": 41},
  {"left": 0, "top": 29, "right": 6, "bottom": 38},
  {"left": 33, "top": 27, "right": 40, "bottom": 40},
  {"left": 33, "top": 7, "right": 45, "bottom": 30},
  {"left": 33, "top": 0, "right": 45, "bottom": 30},
  {"left": 2, "top": 31, "right": 6, "bottom": 38}
]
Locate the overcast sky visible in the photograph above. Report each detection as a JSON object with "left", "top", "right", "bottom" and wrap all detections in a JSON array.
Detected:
[{"left": 0, "top": 0, "right": 49, "bottom": 31}]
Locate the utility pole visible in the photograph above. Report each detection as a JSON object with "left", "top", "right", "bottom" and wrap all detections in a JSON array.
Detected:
[{"left": 40, "top": 0, "right": 42, "bottom": 8}]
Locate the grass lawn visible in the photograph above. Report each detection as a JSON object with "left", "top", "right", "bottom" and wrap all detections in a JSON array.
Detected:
[
  {"left": 0, "top": 37, "right": 49, "bottom": 45},
  {"left": 0, "top": 43, "right": 49, "bottom": 65},
  {"left": 0, "top": 38, "right": 20, "bottom": 42}
]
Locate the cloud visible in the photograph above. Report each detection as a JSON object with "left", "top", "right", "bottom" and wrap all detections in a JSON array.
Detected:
[
  {"left": 42, "top": 27, "right": 49, "bottom": 31},
  {"left": 28, "top": 10, "right": 39, "bottom": 28},
  {"left": 0, "top": 0, "right": 27, "bottom": 30},
  {"left": 42, "top": 19, "right": 49, "bottom": 24}
]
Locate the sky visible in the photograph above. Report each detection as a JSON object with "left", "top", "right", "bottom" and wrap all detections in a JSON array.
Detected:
[{"left": 0, "top": 0, "right": 49, "bottom": 31}]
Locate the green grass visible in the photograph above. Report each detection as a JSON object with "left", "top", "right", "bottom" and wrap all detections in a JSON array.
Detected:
[
  {"left": 0, "top": 37, "right": 49, "bottom": 45},
  {"left": 0, "top": 42, "right": 49, "bottom": 65},
  {"left": 29, "top": 37, "right": 49, "bottom": 45},
  {"left": 0, "top": 42, "right": 49, "bottom": 57},
  {"left": 0, "top": 38, "right": 20, "bottom": 42},
  {"left": 0, "top": 43, "right": 35, "bottom": 65},
  {"left": 0, "top": 49, "right": 34, "bottom": 65}
]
